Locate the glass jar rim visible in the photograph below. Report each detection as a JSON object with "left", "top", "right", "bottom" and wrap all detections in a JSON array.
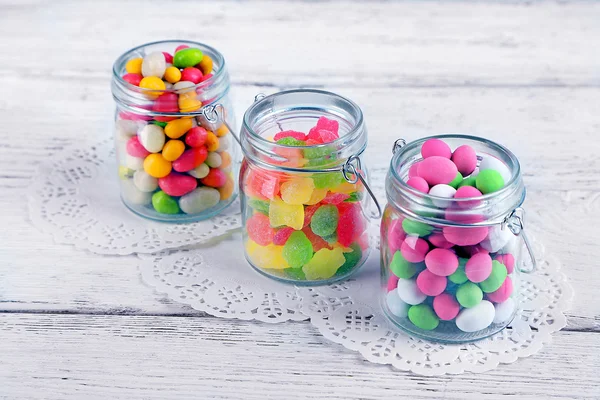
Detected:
[{"left": 112, "top": 39, "right": 226, "bottom": 96}]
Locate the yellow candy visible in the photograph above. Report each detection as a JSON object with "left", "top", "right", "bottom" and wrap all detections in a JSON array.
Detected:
[
  {"left": 246, "top": 239, "right": 290, "bottom": 270},
  {"left": 305, "top": 188, "right": 328, "bottom": 205},
  {"left": 330, "top": 243, "right": 354, "bottom": 252},
  {"left": 125, "top": 58, "right": 143, "bottom": 74},
  {"left": 164, "top": 118, "right": 193, "bottom": 139},
  {"left": 164, "top": 66, "right": 182, "bottom": 84},
  {"left": 205, "top": 130, "right": 219, "bottom": 152},
  {"left": 143, "top": 154, "right": 172, "bottom": 178},
  {"left": 118, "top": 165, "right": 134, "bottom": 180},
  {"left": 198, "top": 55, "right": 213, "bottom": 76},
  {"left": 331, "top": 181, "right": 358, "bottom": 195},
  {"left": 280, "top": 177, "right": 315, "bottom": 205},
  {"left": 161, "top": 140, "right": 185, "bottom": 161},
  {"left": 302, "top": 248, "right": 346, "bottom": 280},
  {"left": 269, "top": 197, "right": 304, "bottom": 230},
  {"left": 218, "top": 175, "right": 235, "bottom": 200},
  {"left": 215, "top": 124, "right": 229, "bottom": 137},
  {"left": 139, "top": 76, "right": 166, "bottom": 99},
  {"left": 178, "top": 92, "right": 202, "bottom": 112}
]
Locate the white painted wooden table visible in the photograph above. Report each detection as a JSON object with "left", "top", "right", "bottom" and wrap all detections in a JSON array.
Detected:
[{"left": 2, "top": 1, "right": 600, "bottom": 398}]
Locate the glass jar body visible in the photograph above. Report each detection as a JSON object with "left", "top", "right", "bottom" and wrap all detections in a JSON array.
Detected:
[
  {"left": 381, "top": 135, "right": 526, "bottom": 343},
  {"left": 239, "top": 89, "right": 371, "bottom": 285},
  {"left": 112, "top": 40, "right": 238, "bottom": 222}
]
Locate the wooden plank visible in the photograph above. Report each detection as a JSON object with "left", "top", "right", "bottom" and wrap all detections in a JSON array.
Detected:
[
  {"left": 0, "top": 1, "right": 599, "bottom": 87},
  {"left": 1, "top": 313, "right": 599, "bottom": 400}
]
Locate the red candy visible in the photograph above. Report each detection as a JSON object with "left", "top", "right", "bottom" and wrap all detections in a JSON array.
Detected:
[
  {"left": 201, "top": 168, "right": 228, "bottom": 188},
  {"left": 247, "top": 213, "right": 275, "bottom": 246},
  {"left": 303, "top": 204, "right": 320, "bottom": 228},
  {"left": 274, "top": 130, "right": 307, "bottom": 141},
  {"left": 185, "top": 127, "right": 208, "bottom": 147},
  {"left": 122, "top": 73, "right": 142, "bottom": 86},
  {"left": 158, "top": 172, "right": 197, "bottom": 196},
  {"left": 172, "top": 147, "right": 208, "bottom": 172},
  {"left": 246, "top": 170, "right": 281, "bottom": 200},
  {"left": 273, "top": 227, "right": 295, "bottom": 245},
  {"left": 302, "top": 226, "right": 331, "bottom": 252},
  {"left": 181, "top": 67, "right": 203, "bottom": 84},
  {"left": 175, "top": 45, "right": 189, "bottom": 52},
  {"left": 152, "top": 92, "right": 179, "bottom": 122},
  {"left": 337, "top": 202, "right": 366, "bottom": 247},
  {"left": 162, "top": 52, "right": 173, "bottom": 64},
  {"left": 126, "top": 136, "right": 150, "bottom": 158},
  {"left": 315, "top": 116, "right": 339, "bottom": 135},
  {"left": 321, "top": 192, "right": 350, "bottom": 204}
]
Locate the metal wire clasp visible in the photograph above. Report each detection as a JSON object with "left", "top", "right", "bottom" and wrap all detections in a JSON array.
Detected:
[
  {"left": 199, "top": 103, "right": 241, "bottom": 147},
  {"left": 342, "top": 155, "right": 382, "bottom": 219},
  {"left": 503, "top": 207, "right": 536, "bottom": 273},
  {"left": 392, "top": 138, "right": 406, "bottom": 154}
]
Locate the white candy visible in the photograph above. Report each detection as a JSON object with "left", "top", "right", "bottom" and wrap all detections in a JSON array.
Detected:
[
  {"left": 139, "top": 124, "right": 166, "bottom": 153},
  {"left": 386, "top": 289, "right": 409, "bottom": 318},
  {"left": 480, "top": 225, "right": 514, "bottom": 253},
  {"left": 456, "top": 300, "right": 495, "bottom": 332},
  {"left": 428, "top": 184, "right": 456, "bottom": 208},
  {"left": 179, "top": 187, "right": 221, "bottom": 214},
  {"left": 141, "top": 51, "right": 166, "bottom": 78},
  {"left": 173, "top": 81, "right": 196, "bottom": 94},
  {"left": 125, "top": 154, "right": 144, "bottom": 170},
  {"left": 188, "top": 163, "right": 210, "bottom": 179},
  {"left": 121, "top": 179, "right": 152, "bottom": 205},
  {"left": 115, "top": 119, "right": 146, "bottom": 142},
  {"left": 164, "top": 82, "right": 173, "bottom": 90},
  {"left": 493, "top": 297, "right": 516, "bottom": 324},
  {"left": 479, "top": 156, "right": 511, "bottom": 183},
  {"left": 216, "top": 134, "right": 230, "bottom": 152},
  {"left": 133, "top": 170, "right": 158, "bottom": 193},
  {"left": 396, "top": 278, "right": 427, "bottom": 305},
  {"left": 206, "top": 152, "right": 222, "bottom": 168}
]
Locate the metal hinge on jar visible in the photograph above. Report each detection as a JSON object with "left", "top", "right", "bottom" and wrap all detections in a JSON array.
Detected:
[{"left": 503, "top": 207, "right": 537, "bottom": 273}]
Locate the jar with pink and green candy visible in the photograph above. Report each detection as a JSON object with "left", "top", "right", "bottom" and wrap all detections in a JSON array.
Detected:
[{"left": 381, "top": 135, "right": 536, "bottom": 343}]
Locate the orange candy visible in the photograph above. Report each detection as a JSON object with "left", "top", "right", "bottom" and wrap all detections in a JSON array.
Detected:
[
  {"left": 205, "top": 130, "right": 220, "bottom": 152},
  {"left": 198, "top": 55, "right": 213, "bottom": 76},
  {"left": 220, "top": 151, "right": 232, "bottom": 169},
  {"left": 162, "top": 140, "right": 185, "bottom": 161},
  {"left": 215, "top": 124, "right": 229, "bottom": 137},
  {"left": 218, "top": 175, "right": 235, "bottom": 200},
  {"left": 178, "top": 91, "right": 202, "bottom": 112}
]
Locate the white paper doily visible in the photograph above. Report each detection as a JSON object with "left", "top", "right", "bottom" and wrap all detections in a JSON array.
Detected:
[{"left": 27, "top": 138, "right": 241, "bottom": 255}]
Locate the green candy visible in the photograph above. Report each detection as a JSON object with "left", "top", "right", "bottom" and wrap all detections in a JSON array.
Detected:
[
  {"left": 284, "top": 268, "right": 306, "bottom": 281},
  {"left": 304, "top": 145, "right": 333, "bottom": 162},
  {"left": 389, "top": 251, "right": 417, "bottom": 279},
  {"left": 173, "top": 47, "right": 203, "bottom": 68},
  {"left": 408, "top": 304, "right": 440, "bottom": 331},
  {"left": 480, "top": 261, "right": 508, "bottom": 293},
  {"left": 456, "top": 282, "right": 483, "bottom": 308},
  {"left": 401, "top": 218, "right": 433, "bottom": 237},
  {"left": 448, "top": 258, "right": 469, "bottom": 284},
  {"left": 282, "top": 231, "right": 313, "bottom": 268},
  {"left": 276, "top": 137, "right": 305, "bottom": 146},
  {"left": 322, "top": 232, "right": 338, "bottom": 244},
  {"left": 458, "top": 175, "right": 477, "bottom": 188},
  {"left": 151, "top": 120, "right": 167, "bottom": 128},
  {"left": 311, "top": 205, "right": 339, "bottom": 237},
  {"left": 448, "top": 172, "right": 463, "bottom": 189},
  {"left": 345, "top": 192, "right": 363, "bottom": 202},
  {"left": 152, "top": 191, "right": 180, "bottom": 214},
  {"left": 248, "top": 199, "right": 270, "bottom": 215},
  {"left": 337, "top": 244, "right": 363, "bottom": 276},
  {"left": 312, "top": 171, "right": 344, "bottom": 189},
  {"left": 476, "top": 169, "right": 505, "bottom": 194}
]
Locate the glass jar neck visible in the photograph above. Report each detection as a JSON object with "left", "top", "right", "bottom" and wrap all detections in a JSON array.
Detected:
[
  {"left": 111, "top": 40, "right": 230, "bottom": 117},
  {"left": 386, "top": 135, "right": 526, "bottom": 226},
  {"left": 240, "top": 89, "right": 367, "bottom": 171}
]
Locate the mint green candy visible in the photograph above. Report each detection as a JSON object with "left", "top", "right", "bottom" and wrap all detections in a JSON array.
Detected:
[
  {"left": 401, "top": 218, "right": 433, "bottom": 237},
  {"left": 448, "top": 257, "right": 469, "bottom": 284},
  {"left": 173, "top": 48, "right": 203, "bottom": 68},
  {"left": 312, "top": 171, "right": 344, "bottom": 189},
  {"left": 248, "top": 199, "right": 269, "bottom": 215},
  {"left": 276, "top": 137, "right": 305, "bottom": 146},
  {"left": 152, "top": 120, "right": 167, "bottom": 128},
  {"left": 458, "top": 176, "right": 477, "bottom": 188},
  {"left": 476, "top": 169, "right": 505, "bottom": 194},
  {"left": 449, "top": 172, "right": 463, "bottom": 189},
  {"left": 456, "top": 282, "right": 483, "bottom": 308},
  {"left": 480, "top": 260, "right": 508, "bottom": 293},
  {"left": 408, "top": 304, "right": 440, "bottom": 330},
  {"left": 389, "top": 251, "right": 417, "bottom": 279},
  {"left": 283, "top": 231, "right": 313, "bottom": 268},
  {"left": 311, "top": 205, "right": 339, "bottom": 237},
  {"left": 337, "top": 244, "right": 363, "bottom": 276},
  {"left": 322, "top": 232, "right": 338, "bottom": 244},
  {"left": 152, "top": 191, "right": 180, "bottom": 214}
]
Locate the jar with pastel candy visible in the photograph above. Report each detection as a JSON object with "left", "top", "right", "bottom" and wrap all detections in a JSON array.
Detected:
[
  {"left": 111, "top": 40, "right": 238, "bottom": 222},
  {"left": 239, "top": 89, "right": 376, "bottom": 284},
  {"left": 381, "top": 135, "right": 536, "bottom": 343}
]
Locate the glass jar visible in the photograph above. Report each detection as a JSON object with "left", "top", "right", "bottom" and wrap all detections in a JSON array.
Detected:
[
  {"left": 239, "top": 89, "right": 377, "bottom": 285},
  {"left": 381, "top": 135, "right": 536, "bottom": 343},
  {"left": 111, "top": 40, "right": 238, "bottom": 222}
]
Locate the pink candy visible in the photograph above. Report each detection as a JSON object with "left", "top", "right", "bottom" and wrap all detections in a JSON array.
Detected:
[
  {"left": 443, "top": 226, "right": 488, "bottom": 246},
  {"left": 400, "top": 237, "right": 429, "bottom": 263},
  {"left": 421, "top": 138, "right": 451, "bottom": 159},
  {"left": 387, "top": 274, "right": 400, "bottom": 292},
  {"left": 428, "top": 233, "right": 454, "bottom": 249},
  {"left": 417, "top": 156, "right": 458, "bottom": 186},
  {"left": 487, "top": 276, "right": 513, "bottom": 303},
  {"left": 454, "top": 186, "right": 483, "bottom": 209},
  {"left": 408, "top": 162, "right": 421, "bottom": 178},
  {"left": 433, "top": 293, "right": 460, "bottom": 320},
  {"left": 172, "top": 147, "right": 208, "bottom": 172},
  {"left": 406, "top": 177, "right": 429, "bottom": 193},
  {"left": 416, "top": 269, "right": 447, "bottom": 296},
  {"left": 315, "top": 116, "right": 339, "bottom": 134},
  {"left": 386, "top": 218, "right": 406, "bottom": 254},
  {"left": 495, "top": 253, "right": 515, "bottom": 274},
  {"left": 424, "top": 248, "right": 459, "bottom": 276},
  {"left": 126, "top": 136, "right": 150, "bottom": 158},
  {"left": 181, "top": 67, "right": 203, "bottom": 84},
  {"left": 158, "top": 172, "right": 197, "bottom": 196},
  {"left": 465, "top": 252, "right": 493, "bottom": 283},
  {"left": 451, "top": 145, "right": 477, "bottom": 175}
]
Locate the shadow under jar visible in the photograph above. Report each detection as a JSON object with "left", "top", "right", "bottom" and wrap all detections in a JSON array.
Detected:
[
  {"left": 239, "top": 89, "right": 374, "bottom": 285},
  {"left": 111, "top": 40, "right": 238, "bottom": 222},
  {"left": 381, "top": 135, "right": 536, "bottom": 343}
]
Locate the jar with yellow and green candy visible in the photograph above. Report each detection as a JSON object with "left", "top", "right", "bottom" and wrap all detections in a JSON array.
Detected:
[
  {"left": 239, "top": 89, "right": 377, "bottom": 285},
  {"left": 111, "top": 40, "right": 238, "bottom": 222}
]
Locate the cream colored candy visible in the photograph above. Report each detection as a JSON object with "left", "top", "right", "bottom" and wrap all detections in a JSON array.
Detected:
[
  {"left": 141, "top": 51, "right": 167, "bottom": 78},
  {"left": 121, "top": 179, "right": 152, "bottom": 205},
  {"left": 188, "top": 163, "right": 210, "bottom": 179},
  {"left": 125, "top": 154, "right": 144, "bottom": 170},
  {"left": 133, "top": 170, "right": 158, "bottom": 192},
  {"left": 139, "top": 124, "right": 166, "bottom": 153}
]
